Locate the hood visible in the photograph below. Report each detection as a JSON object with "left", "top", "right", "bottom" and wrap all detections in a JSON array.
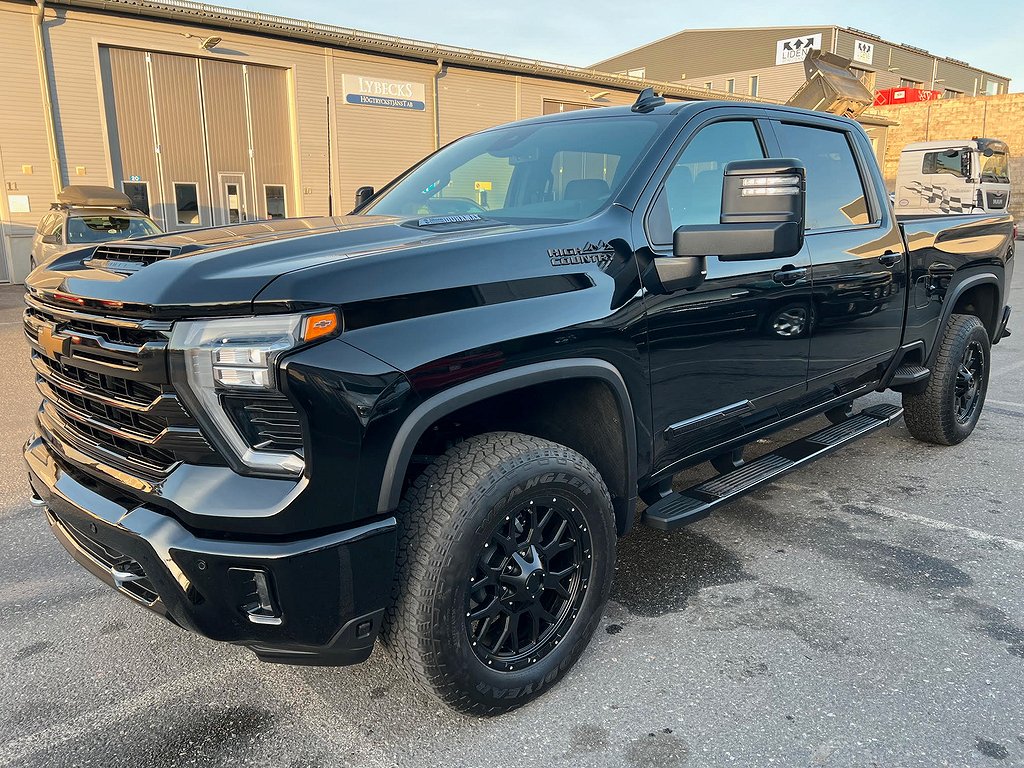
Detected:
[{"left": 25, "top": 214, "right": 531, "bottom": 317}]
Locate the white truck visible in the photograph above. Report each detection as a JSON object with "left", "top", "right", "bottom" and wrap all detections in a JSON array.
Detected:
[{"left": 893, "top": 138, "right": 1010, "bottom": 215}]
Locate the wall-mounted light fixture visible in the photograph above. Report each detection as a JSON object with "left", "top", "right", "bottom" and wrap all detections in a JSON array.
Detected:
[{"left": 182, "top": 32, "right": 223, "bottom": 50}]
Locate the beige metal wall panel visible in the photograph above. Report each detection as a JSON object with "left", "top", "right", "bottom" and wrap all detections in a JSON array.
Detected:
[
  {"left": 518, "top": 77, "right": 636, "bottom": 119},
  {"left": 200, "top": 59, "right": 250, "bottom": 177},
  {"left": 43, "top": 5, "right": 112, "bottom": 187},
  {"left": 102, "top": 47, "right": 159, "bottom": 197},
  {"left": 36, "top": 3, "right": 328, "bottom": 217},
  {"left": 594, "top": 27, "right": 834, "bottom": 82},
  {"left": 687, "top": 63, "right": 805, "bottom": 102},
  {"left": 438, "top": 69, "right": 517, "bottom": 146},
  {"left": 246, "top": 64, "right": 295, "bottom": 219},
  {"left": 332, "top": 54, "right": 436, "bottom": 210},
  {"left": 0, "top": 3, "right": 54, "bottom": 281},
  {"left": 150, "top": 52, "right": 209, "bottom": 227}
]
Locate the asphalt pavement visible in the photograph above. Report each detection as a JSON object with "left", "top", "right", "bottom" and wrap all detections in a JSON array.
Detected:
[{"left": 1, "top": 273, "right": 1023, "bottom": 768}]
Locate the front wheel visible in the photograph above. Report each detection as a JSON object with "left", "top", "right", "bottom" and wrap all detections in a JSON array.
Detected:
[
  {"left": 381, "top": 432, "right": 616, "bottom": 715},
  {"left": 903, "top": 313, "right": 991, "bottom": 445}
]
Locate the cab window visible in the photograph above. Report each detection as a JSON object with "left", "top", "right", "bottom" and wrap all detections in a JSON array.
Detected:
[
  {"left": 649, "top": 120, "right": 766, "bottom": 244},
  {"left": 922, "top": 150, "right": 967, "bottom": 178}
]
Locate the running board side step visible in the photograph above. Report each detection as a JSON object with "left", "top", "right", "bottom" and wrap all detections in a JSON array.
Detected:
[{"left": 642, "top": 403, "right": 904, "bottom": 531}]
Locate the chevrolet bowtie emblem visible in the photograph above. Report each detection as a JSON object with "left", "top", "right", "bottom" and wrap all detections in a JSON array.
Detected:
[{"left": 37, "top": 324, "right": 71, "bottom": 360}]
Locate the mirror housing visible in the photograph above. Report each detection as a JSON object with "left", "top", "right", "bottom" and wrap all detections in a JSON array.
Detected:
[
  {"left": 674, "top": 159, "right": 806, "bottom": 262},
  {"left": 41, "top": 233, "right": 60, "bottom": 245},
  {"left": 354, "top": 185, "right": 375, "bottom": 210}
]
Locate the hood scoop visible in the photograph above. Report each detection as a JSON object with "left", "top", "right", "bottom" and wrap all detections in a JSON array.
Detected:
[{"left": 84, "top": 244, "right": 181, "bottom": 274}]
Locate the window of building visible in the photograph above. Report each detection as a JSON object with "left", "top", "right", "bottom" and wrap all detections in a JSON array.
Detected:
[
  {"left": 943, "top": 89, "right": 962, "bottom": 99},
  {"left": 726, "top": 78, "right": 736, "bottom": 94},
  {"left": 774, "top": 123, "right": 871, "bottom": 230},
  {"left": 900, "top": 78, "right": 923, "bottom": 89},
  {"left": 984, "top": 81, "right": 1002, "bottom": 95},
  {"left": 704, "top": 81, "right": 713, "bottom": 91},
  {"left": 749, "top": 76, "right": 759, "bottom": 97},
  {"left": 922, "top": 150, "right": 967, "bottom": 177},
  {"left": 265, "top": 185, "right": 287, "bottom": 219},
  {"left": 542, "top": 99, "right": 594, "bottom": 114},
  {"left": 174, "top": 183, "right": 200, "bottom": 226},
  {"left": 656, "top": 120, "right": 766, "bottom": 237},
  {"left": 122, "top": 181, "right": 150, "bottom": 216}
]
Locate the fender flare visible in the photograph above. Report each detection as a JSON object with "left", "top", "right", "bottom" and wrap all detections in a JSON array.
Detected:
[
  {"left": 376, "top": 358, "right": 638, "bottom": 519},
  {"left": 929, "top": 272, "right": 1002, "bottom": 366}
]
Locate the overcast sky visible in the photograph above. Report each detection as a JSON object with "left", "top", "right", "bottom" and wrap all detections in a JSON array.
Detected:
[{"left": 221, "top": 0, "right": 1020, "bottom": 89}]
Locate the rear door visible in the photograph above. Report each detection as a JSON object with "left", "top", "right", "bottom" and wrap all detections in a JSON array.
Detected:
[{"left": 769, "top": 116, "right": 907, "bottom": 396}]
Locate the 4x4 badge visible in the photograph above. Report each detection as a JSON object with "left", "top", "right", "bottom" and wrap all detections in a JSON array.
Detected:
[{"left": 548, "top": 241, "right": 615, "bottom": 268}]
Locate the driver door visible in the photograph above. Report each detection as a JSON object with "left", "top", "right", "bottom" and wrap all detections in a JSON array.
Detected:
[{"left": 639, "top": 114, "right": 813, "bottom": 474}]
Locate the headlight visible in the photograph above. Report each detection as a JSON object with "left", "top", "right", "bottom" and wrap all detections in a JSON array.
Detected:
[{"left": 169, "top": 311, "right": 340, "bottom": 477}]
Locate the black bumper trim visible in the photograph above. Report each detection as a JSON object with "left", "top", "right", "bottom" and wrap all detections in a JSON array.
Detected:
[{"left": 25, "top": 435, "right": 397, "bottom": 666}]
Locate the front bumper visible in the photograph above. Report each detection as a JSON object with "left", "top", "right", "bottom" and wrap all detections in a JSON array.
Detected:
[{"left": 25, "top": 435, "right": 397, "bottom": 666}]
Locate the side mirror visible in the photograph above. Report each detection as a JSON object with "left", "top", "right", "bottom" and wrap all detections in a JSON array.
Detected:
[
  {"left": 674, "top": 159, "right": 806, "bottom": 262},
  {"left": 41, "top": 233, "right": 60, "bottom": 245},
  {"left": 354, "top": 185, "right": 375, "bottom": 210}
]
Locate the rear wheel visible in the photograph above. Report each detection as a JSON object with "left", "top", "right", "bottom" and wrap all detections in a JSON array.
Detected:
[
  {"left": 903, "top": 313, "right": 990, "bottom": 445},
  {"left": 381, "top": 432, "right": 616, "bottom": 715}
]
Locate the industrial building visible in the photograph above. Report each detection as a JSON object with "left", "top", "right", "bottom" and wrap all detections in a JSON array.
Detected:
[
  {"left": 594, "top": 26, "right": 1010, "bottom": 104},
  {"left": 0, "top": 1, "right": 898, "bottom": 284}
]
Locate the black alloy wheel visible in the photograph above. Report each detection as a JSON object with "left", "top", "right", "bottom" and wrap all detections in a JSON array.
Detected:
[
  {"left": 954, "top": 340, "right": 985, "bottom": 424},
  {"left": 903, "top": 313, "right": 991, "bottom": 445},
  {"left": 382, "top": 431, "right": 616, "bottom": 715},
  {"left": 466, "top": 497, "right": 592, "bottom": 671}
]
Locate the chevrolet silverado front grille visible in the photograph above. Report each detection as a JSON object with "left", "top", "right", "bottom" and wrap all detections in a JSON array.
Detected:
[{"left": 25, "top": 295, "right": 218, "bottom": 482}]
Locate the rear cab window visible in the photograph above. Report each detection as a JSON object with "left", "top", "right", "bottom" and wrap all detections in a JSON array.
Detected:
[{"left": 773, "top": 122, "right": 873, "bottom": 230}]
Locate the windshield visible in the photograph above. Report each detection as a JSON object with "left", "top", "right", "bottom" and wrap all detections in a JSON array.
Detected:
[
  {"left": 980, "top": 151, "right": 1009, "bottom": 184},
  {"left": 66, "top": 215, "right": 161, "bottom": 244},
  {"left": 365, "top": 116, "right": 663, "bottom": 223}
]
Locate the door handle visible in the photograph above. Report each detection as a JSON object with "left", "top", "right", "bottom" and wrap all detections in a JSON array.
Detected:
[
  {"left": 772, "top": 267, "right": 807, "bottom": 284},
  {"left": 878, "top": 252, "right": 901, "bottom": 268}
]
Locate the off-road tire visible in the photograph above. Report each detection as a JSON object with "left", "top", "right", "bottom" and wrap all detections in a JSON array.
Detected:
[
  {"left": 903, "top": 313, "right": 990, "bottom": 445},
  {"left": 380, "top": 431, "right": 616, "bottom": 715}
]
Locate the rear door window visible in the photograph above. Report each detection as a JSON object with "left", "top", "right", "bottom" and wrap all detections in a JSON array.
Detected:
[{"left": 774, "top": 122, "right": 872, "bottom": 230}]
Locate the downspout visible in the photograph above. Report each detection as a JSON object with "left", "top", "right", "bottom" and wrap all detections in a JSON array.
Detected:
[
  {"left": 433, "top": 59, "right": 443, "bottom": 151},
  {"left": 34, "top": 0, "right": 63, "bottom": 197}
]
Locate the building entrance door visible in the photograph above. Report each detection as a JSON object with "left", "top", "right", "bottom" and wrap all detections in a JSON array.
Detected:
[{"left": 218, "top": 173, "right": 249, "bottom": 225}]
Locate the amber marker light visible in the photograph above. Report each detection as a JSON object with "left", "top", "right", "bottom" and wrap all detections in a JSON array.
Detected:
[{"left": 302, "top": 310, "right": 340, "bottom": 342}]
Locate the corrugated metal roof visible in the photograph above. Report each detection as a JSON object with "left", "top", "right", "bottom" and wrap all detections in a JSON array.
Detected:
[{"left": 43, "top": 0, "right": 767, "bottom": 103}]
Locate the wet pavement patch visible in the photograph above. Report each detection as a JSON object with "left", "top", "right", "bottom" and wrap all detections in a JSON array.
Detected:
[
  {"left": 612, "top": 524, "right": 753, "bottom": 617},
  {"left": 13, "top": 641, "right": 52, "bottom": 662},
  {"left": 976, "top": 737, "right": 1010, "bottom": 760},
  {"left": 624, "top": 729, "right": 689, "bottom": 767}
]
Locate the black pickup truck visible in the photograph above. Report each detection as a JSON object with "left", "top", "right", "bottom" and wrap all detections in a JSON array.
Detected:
[{"left": 24, "top": 92, "right": 1014, "bottom": 714}]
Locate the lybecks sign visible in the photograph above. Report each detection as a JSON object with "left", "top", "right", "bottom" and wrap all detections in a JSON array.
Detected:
[
  {"left": 853, "top": 40, "right": 874, "bottom": 65},
  {"left": 775, "top": 33, "right": 823, "bottom": 65},
  {"left": 342, "top": 74, "right": 426, "bottom": 111}
]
